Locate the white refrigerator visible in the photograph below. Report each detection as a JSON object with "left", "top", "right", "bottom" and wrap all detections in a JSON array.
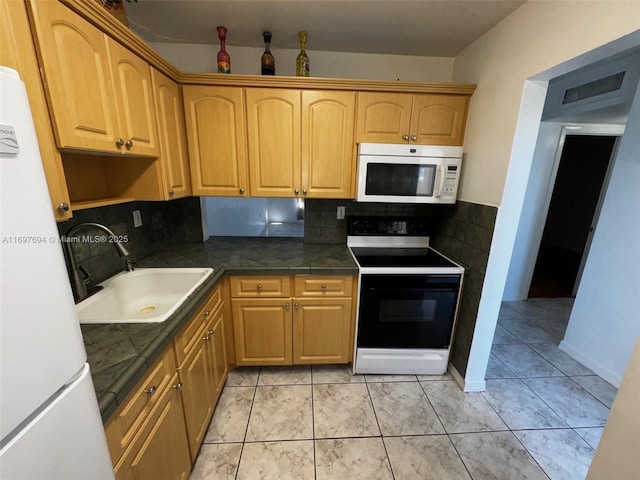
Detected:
[{"left": 0, "top": 67, "right": 114, "bottom": 479}]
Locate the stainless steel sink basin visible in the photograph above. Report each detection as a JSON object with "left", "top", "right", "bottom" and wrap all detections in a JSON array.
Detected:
[{"left": 76, "top": 268, "right": 214, "bottom": 324}]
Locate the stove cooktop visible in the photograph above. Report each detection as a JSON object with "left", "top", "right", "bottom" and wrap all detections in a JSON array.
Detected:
[{"left": 350, "top": 247, "right": 458, "bottom": 268}]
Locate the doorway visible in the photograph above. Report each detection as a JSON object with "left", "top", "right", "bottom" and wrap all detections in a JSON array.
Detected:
[{"left": 528, "top": 135, "right": 617, "bottom": 298}]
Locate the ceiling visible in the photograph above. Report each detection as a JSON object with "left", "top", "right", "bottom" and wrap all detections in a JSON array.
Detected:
[{"left": 123, "top": 0, "right": 526, "bottom": 57}]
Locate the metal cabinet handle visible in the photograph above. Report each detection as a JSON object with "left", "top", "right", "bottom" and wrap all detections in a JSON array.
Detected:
[
  {"left": 116, "top": 138, "right": 124, "bottom": 147},
  {"left": 239, "top": 188, "right": 245, "bottom": 194},
  {"left": 203, "top": 310, "right": 211, "bottom": 316},
  {"left": 203, "top": 334, "right": 210, "bottom": 341},
  {"left": 145, "top": 386, "right": 157, "bottom": 395},
  {"left": 303, "top": 189, "right": 307, "bottom": 195},
  {"left": 294, "top": 189, "right": 300, "bottom": 195},
  {"left": 257, "top": 284, "right": 263, "bottom": 290},
  {"left": 57, "top": 202, "right": 70, "bottom": 212},
  {"left": 207, "top": 330, "right": 214, "bottom": 336},
  {"left": 285, "top": 303, "right": 290, "bottom": 310},
  {"left": 403, "top": 134, "right": 409, "bottom": 141},
  {"left": 173, "top": 383, "right": 183, "bottom": 391},
  {"left": 169, "top": 189, "right": 175, "bottom": 197},
  {"left": 321, "top": 283, "right": 327, "bottom": 290},
  {"left": 411, "top": 135, "right": 417, "bottom": 141},
  {"left": 294, "top": 303, "right": 299, "bottom": 309},
  {"left": 125, "top": 139, "right": 133, "bottom": 149}
]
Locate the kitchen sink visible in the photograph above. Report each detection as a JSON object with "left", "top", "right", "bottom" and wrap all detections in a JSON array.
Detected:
[{"left": 76, "top": 268, "right": 214, "bottom": 324}]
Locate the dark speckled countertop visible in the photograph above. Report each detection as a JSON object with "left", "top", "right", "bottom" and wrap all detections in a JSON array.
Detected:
[{"left": 82, "top": 237, "right": 357, "bottom": 421}]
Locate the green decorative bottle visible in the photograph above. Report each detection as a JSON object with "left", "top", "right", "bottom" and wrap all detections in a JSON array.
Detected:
[
  {"left": 261, "top": 32, "right": 275, "bottom": 75},
  {"left": 296, "top": 31, "right": 309, "bottom": 77}
]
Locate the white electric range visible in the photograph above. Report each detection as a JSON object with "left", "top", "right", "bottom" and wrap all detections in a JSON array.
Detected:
[{"left": 347, "top": 216, "right": 465, "bottom": 375}]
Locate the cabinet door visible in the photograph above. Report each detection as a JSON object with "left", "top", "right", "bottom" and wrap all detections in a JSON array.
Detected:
[
  {"left": 178, "top": 323, "right": 215, "bottom": 462},
  {"left": 183, "top": 86, "right": 248, "bottom": 196},
  {"left": 410, "top": 94, "right": 469, "bottom": 146},
  {"left": 355, "top": 92, "right": 413, "bottom": 144},
  {"left": 107, "top": 38, "right": 159, "bottom": 157},
  {"left": 232, "top": 298, "right": 292, "bottom": 366},
  {"left": 114, "top": 374, "right": 190, "bottom": 480},
  {"left": 28, "top": 0, "right": 120, "bottom": 153},
  {"left": 1, "top": 0, "right": 71, "bottom": 220},
  {"left": 302, "top": 91, "right": 356, "bottom": 198},
  {"left": 246, "top": 89, "right": 300, "bottom": 197},
  {"left": 293, "top": 298, "right": 352, "bottom": 365},
  {"left": 210, "top": 309, "right": 228, "bottom": 398},
  {"left": 151, "top": 68, "right": 191, "bottom": 199}
]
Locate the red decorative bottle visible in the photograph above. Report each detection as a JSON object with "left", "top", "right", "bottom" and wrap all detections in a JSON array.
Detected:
[{"left": 217, "top": 26, "right": 230, "bottom": 73}]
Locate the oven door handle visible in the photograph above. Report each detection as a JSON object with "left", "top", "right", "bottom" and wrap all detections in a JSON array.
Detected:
[{"left": 434, "top": 164, "right": 445, "bottom": 198}]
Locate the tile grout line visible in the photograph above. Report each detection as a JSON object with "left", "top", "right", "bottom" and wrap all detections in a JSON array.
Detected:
[
  {"left": 479, "top": 377, "right": 557, "bottom": 476},
  {"left": 363, "top": 380, "right": 396, "bottom": 480},
  {"left": 498, "top": 319, "right": 610, "bottom": 428},
  {"left": 233, "top": 367, "right": 261, "bottom": 480}
]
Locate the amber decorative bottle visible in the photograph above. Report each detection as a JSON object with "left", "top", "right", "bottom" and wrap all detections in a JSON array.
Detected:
[
  {"left": 216, "top": 26, "right": 230, "bottom": 73},
  {"left": 296, "top": 31, "right": 309, "bottom": 77},
  {"left": 261, "top": 32, "right": 275, "bottom": 75}
]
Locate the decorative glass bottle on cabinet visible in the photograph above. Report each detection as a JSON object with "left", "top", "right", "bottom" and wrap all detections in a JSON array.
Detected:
[
  {"left": 216, "top": 26, "right": 231, "bottom": 73},
  {"left": 296, "top": 31, "right": 309, "bottom": 77},
  {"left": 261, "top": 32, "right": 275, "bottom": 75}
]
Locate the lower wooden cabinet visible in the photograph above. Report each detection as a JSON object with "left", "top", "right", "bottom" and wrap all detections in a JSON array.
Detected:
[
  {"left": 231, "top": 275, "right": 355, "bottom": 366},
  {"left": 232, "top": 298, "right": 293, "bottom": 365},
  {"left": 178, "top": 320, "right": 215, "bottom": 460},
  {"left": 113, "top": 372, "right": 191, "bottom": 480},
  {"left": 293, "top": 298, "right": 352, "bottom": 364},
  {"left": 176, "top": 288, "right": 228, "bottom": 461},
  {"left": 105, "top": 285, "right": 229, "bottom": 476}
]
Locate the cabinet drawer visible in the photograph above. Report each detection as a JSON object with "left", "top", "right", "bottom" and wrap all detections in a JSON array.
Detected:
[
  {"left": 230, "top": 276, "right": 291, "bottom": 298},
  {"left": 104, "top": 346, "right": 176, "bottom": 465},
  {"left": 174, "top": 285, "right": 222, "bottom": 366},
  {"left": 294, "top": 276, "right": 353, "bottom": 297}
]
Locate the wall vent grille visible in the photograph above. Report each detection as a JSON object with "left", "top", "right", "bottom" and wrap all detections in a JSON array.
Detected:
[{"left": 562, "top": 71, "right": 626, "bottom": 104}]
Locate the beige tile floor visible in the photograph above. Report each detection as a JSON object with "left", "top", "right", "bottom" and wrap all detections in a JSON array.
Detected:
[{"left": 190, "top": 298, "right": 617, "bottom": 480}]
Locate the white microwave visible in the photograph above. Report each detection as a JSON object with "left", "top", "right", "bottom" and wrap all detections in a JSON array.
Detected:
[{"left": 356, "top": 143, "right": 463, "bottom": 204}]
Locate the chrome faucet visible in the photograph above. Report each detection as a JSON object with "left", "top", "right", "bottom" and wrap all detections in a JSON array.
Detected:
[{"left": 63, "top": 222, "right": 129, "bottom": 302}]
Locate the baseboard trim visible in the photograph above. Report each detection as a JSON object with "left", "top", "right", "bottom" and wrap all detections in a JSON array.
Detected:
[
  {"left": 448, "top": 363, "right": 487, "bottom": 392},
  {"left": 559, "top": 340, "right": 622, "bottom": 388}
]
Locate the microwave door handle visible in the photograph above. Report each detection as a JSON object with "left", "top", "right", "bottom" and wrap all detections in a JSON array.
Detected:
[{"left": 434, "top": 164, "right": 445, "bottom": 198}]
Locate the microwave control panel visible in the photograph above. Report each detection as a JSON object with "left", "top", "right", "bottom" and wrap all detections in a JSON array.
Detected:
[{"left": 441, "top": 165, "right": 459, "bottom": 199}]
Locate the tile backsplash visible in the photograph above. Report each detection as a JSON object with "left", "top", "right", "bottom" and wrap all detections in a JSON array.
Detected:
[
  {"left": 57, "top": 198, "right": 202, "bottom": 286},
  {"left": 430, "top": 201, "right": 498, "bottom": 378},
  {"left": 304, "top": 199, "right": 440, "bottom": 244}
]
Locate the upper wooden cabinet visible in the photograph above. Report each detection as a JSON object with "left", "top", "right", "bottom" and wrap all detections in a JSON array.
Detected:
[
  {"left": 0, "top": 0, "right": 72, "bottom": 220},
  {"left": 302, "top": 91, "right": 356, "bottom": 198},
  {"left": 151, "top": 68, "right": 191, "bottom": 199},
  {"left": 356, "top": 92, "right": 470, "bottom": 146},
  {"left": 183, "top": 86, "right": 248, "bottom": 196},
  {"left": 28, "top": 0, "right": 159, "bottom": 157},
  {"left": 107, "top": 39, "right": 160, "bottom": 156},
  {"left": 245, "top": 88, "right": 356, "bottom": 198},
  {"left": 245, "top": 88, "right": 301, "bottom": 197}
]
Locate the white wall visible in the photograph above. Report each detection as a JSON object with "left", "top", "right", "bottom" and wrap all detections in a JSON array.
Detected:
[
  {"left": 453, "top": 1, "right": 640, "bottom": 207},
  {"left": 560, "top": 78, "right": 640, "bottom": 387},
  {"left": 151, "top": 42, "right": 455, "bottom": 82},
  {"left": 451, "top": 1, "right": 640, "bottom": 389}
]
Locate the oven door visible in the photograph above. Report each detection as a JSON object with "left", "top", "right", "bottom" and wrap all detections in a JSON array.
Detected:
[{"left": 357, "top": 274, "right": 461, "bottom": 349}]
